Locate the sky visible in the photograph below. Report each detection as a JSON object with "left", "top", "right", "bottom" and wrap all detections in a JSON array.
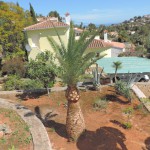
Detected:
[{"left": 3, "top": 0, "right": 150, "bottom": 25}]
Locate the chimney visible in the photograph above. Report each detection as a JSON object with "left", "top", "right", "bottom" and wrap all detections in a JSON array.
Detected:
[
  {"left": 104, "top": 30, "right": 108, "bottom": 42},
  {"left": 65, "top": 12, "right": 71, "bottom": 25}
]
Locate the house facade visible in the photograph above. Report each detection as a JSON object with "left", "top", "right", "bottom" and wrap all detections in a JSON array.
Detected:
[
  {"left": 24, "top": 15, "right": 108, "bottom": 60},
  {"left": 24, "top": 20, "right": 69, "bottom": 60}
]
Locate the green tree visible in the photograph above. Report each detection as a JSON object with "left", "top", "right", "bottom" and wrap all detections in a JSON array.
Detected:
[
  {"left": 112, "top": 61, "right": 122, "bottom": 82},
  {"left": 145, "top": 34, "right": 150, "bottom": 53},
  {"left": 88, "top": 23, "right": 96, "bottom": 32},
  {"left": 16, "top": 2, "right": 19, "bottom": 6},
  {"left": 29, "top": 3, "right": 37, "bottom": 23},
  {"left": 48, "top": 11, "right": 62, "bottom": 21},
  {"left": 0, "top": 2, "right": 33, "bottom": 58},
  {"left": 27, "top": 51, "right": 57, "bottom": 94},
  {"left": 79, "top": 22, "right": 83, "bottom": 29},
  {"left": 47, "top": 23, "right": 107, "bottom": 141}
]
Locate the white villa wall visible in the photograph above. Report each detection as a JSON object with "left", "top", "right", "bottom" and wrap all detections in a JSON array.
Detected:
[
  {"left": 26, "top": 27, "right": 69, "bottom": 60},
  {"left": 111, "top": 47, "right": 124, "bottom": 57},
  {"left": 101, "top": 48, "right": 112, "bottom": 57}
]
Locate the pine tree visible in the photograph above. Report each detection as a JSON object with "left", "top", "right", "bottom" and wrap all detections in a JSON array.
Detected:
[
  {"left": 16, "top": 2, "right": 19, "bottom": 6},
  {"left": 29, "top": 3, "right": 37, "bottom": 23}
]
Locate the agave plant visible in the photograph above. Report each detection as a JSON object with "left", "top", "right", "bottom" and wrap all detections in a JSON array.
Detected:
[{"left": 47, "top": 23, "right": 107, "bottom": 141}]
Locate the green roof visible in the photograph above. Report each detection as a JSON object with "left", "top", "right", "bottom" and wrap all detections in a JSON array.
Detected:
[{"left": 97, "top": 57, "right": 150, "bottom": 74}]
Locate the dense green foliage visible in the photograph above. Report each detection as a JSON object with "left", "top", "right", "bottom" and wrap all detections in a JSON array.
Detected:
[
  {"left": 0, "top": 1, "right": 34, "bottom": 58},
  {"left": 115, "top": 80, "right": 132, "bottom": 102},
  {"left": 3, "top": 75, "right": 43, "bottom": 91},
  {"left": 29, "top": 3, "right": 37, "bottom": 23},
  {"left": 48, "top": 11, "right": 62, "bottom": 21},
  {"left": 27, "top": 51, "right": 57, "bottom": 88},
  {"left": 107, "top": 15, "right": 150, "bottom": 55}
]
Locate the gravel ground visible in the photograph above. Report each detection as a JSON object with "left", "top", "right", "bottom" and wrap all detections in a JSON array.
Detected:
[{"left": 136, "top": 82, "right": 150, "bottom": 98}]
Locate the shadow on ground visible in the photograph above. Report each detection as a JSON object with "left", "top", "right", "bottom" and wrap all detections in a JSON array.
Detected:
[
  {"left": 34, "top": 106, "right": 67, "bottom": 139},
  {"left": 144, "top": 137, "right": 150, "bottom": 150},
  {"left": 16, "top": 91, "right": 47, "bottom": 100},
  {"left": 105, "top": 94, "right": 129, "bottom": 104},
  {"left": 33, "top": 106, "right": 128, "bottom": 150},
  {"left": 77, "top": 127, "right": 127, "bottom": 150}
]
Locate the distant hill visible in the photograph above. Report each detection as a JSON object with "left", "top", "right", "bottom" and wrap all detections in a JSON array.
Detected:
[{"left": 109, "top": 14, "right": 150, "bottom": 28}]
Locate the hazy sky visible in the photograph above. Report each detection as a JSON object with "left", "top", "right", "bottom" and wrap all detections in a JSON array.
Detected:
[{"left": 3, "top": 0, "right": 150, "bottom": 25}]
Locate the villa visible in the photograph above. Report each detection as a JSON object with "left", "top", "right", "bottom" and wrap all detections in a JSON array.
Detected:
[{"left": 24, "top": 14, "right": 109, "bottom": 60}]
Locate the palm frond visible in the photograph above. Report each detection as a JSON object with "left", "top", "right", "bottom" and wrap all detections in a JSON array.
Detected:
[
  {"left": 51, "top": 22, "right": 67, "bottom": 56},
  {"left": 47, "top": 24, "right": 108, "bottom": 85}
]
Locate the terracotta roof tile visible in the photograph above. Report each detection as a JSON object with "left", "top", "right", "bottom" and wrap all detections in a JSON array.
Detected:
[
  {"left": 88, "top": 39, "right": 111, "bottom": 49},
  {"left": 24, "top": 20, "right": 69, "bottom": 31},
  {"left": 109, "top": 41, "right": 125, "bottom": 49}
]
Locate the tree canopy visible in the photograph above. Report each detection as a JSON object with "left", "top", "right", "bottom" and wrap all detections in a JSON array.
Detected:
[
  {"left": 0, "top": 1, "right": 34, "bottom": 59},
  {"left": 48, "top": 11, "right": 62, "bottom": 21}
]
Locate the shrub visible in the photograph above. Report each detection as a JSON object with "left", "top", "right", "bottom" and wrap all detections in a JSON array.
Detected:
[
  {"left": 3, "top": 75, "right": 20, "bottom": 90},
  {"left": 122, "top": 107, "right": 134, "bottom": 129},
  {"left": 122, "top": 122, "right": 132, "bottom": 129},
  {"left": 115, "top": 80, "right": 132, "bottom": 102},
  {"left": 123, "top": 107, "right": 134, "bottom": 115},
  {"left": 3, "top": 75, "right": 43, "bottom": 91},
  {"left": 2, "top": 57, "right": 26, "bottom": 77},
  {"left": 93, "top": 98, "right": 108, "bottom": 111},
  {"left": 18, "top": 78, "right": 44, "bottom": 90}
]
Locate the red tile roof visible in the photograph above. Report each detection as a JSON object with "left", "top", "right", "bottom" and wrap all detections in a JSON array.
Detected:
[
  {"left": 88, "top": 39, "right": 111, "bottom": 49},
  {"left": 74, "top": 27, "right": 84, "bottom": 32},
  {"left": 109, "top": 41, "right": 125, "bottom": 49},
  {"left": 24, "top": 20, "right": 69, "bottom": 31}
]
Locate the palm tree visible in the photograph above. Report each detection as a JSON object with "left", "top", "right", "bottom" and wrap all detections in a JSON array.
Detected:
[
  {"left": 112, "top": 61, "right": 122, "bottom": 82},
  {"left": 47, "top": 23, "right": 107, "bottom": 141}
]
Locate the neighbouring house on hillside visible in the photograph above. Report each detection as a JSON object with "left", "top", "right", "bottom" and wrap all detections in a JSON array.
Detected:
[
  {"left": 70, "top": 27, "right": 130, "bottom": 57},
  {"left": 74, "top": 27, "right": 84, "bottom": 37},
  {"left": 94, "top": 30, "right": 134, "bottom": 57},
  {"left": 24, "top": 14, "right": 109, "bottom": 60}
]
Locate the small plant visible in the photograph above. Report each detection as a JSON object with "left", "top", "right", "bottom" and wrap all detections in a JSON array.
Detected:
[
  {"left": 123, "top": 107, "right": 134, "bottom": 115},
  {"left": 24, "top": 136, "right": 32, "bottom": 144},
  {"left": 12, "top": 130, "right": 19, "bottom": 136},
  {"left": 93, "top": 98, "right": 108, "bottom": 111},
  {"left": 122, "top": 122, "right": 132, "bottom": 129},
  {"left": 8, "top": 145, "right": 17, "bottom": 150},
  {"left": 134, "top": 104, "right": 143, "bottom": 110},
  {"left": 57, "top": 101, "right": 61, "bottom": 106},
  {"left": 0, "top": 138, "right": 6, "bottom": 144},
  {"left": 24, "top": 125, "right": 30, "bottom": 132},
  {"left": 122, "top": 107, "right": 134, "bottom": 129}
]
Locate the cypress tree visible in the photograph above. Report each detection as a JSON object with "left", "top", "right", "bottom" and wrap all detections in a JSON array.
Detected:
[
  {"left": 16, "top": 2, "right": 19, "bottom": 6},
  {"left": 29, "top": 3, "right": 37, "bottom": 23}
]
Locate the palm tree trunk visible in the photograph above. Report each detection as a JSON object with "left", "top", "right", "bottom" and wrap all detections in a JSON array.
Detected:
[
  {"left": 114, "top": 68, "right": 117, "bottom": 82},
  {"left": 65, "top": 85, "right": 85, "bottom": 141}
]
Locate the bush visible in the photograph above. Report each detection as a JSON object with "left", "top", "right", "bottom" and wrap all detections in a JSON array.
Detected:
[
  {"left": 3, "top": 75, "right": 44, "bottom": 91},
  {"left": 18, "top": 79, "right": 44, "bottom": 90},
  {"left": 93, "top": 98, "right": 108, "bottom": 111},
  {"left": 3, "top": 75, "right": 20, "bottom": 91},
  {"left": 115, "top": 80, "right": 132, "bottom": 102},
  {"left": 2, "top": 57, "right": 26, "bottom": 77}
]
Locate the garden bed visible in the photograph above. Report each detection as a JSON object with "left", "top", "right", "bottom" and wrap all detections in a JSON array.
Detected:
[
  {"left": 0, "top": 85, "right": 150, "bottom": 150},
  {"left": 0, "top": 108, "right": 33, "bottom": 150}
]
